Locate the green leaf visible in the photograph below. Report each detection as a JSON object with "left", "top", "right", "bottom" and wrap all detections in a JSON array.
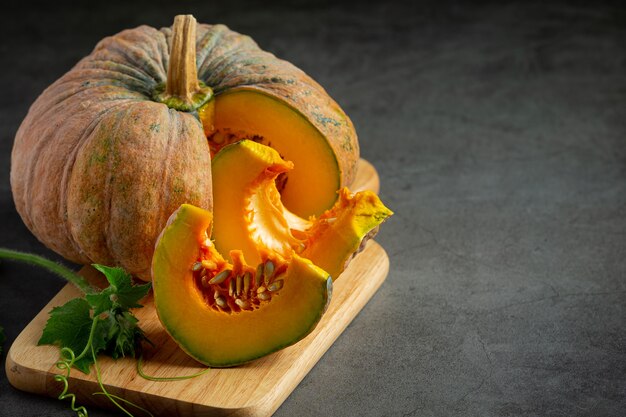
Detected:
[
  {"left": 100, "top": 311, "right": 147, "bottom": 359},
  {"left": 75, "top": 328, "right": 108, "bottom": 373},
  {"left": 38, "top": 298, "right": 91, "bottom": 347},
  {"left": 88, "top": 264, "right": 151, "bottom": 313},
  {"left": 38, "top": 264, "right": 151, "bottom": 373},
  {"left": 85, "top": 290, "right": 114, "bottom": 317},
  {"left": 38, "top": 299, "right": 107, "bottom": 373}
]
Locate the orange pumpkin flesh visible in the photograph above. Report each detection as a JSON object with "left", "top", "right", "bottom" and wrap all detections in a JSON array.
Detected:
[
  {"left": 299, "top": 188, "right": 393, "bottom": 279},
  {"left": 204, "top": 89, "right": 341, "bottom": 217},
  {"left": 152, "top": 204, "right": 332, "bottom": 367},
  {"left": 212, "top": 140, "right": 393, "bottom": 279}
]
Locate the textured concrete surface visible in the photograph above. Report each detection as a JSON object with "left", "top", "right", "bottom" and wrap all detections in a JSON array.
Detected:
[{"left": 1, "top": 1, "right": 625, "bottom": 416}]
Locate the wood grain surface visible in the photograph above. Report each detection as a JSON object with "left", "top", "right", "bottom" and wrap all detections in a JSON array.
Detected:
[{"left": 5, "top": 159, "right": 389, "bottom": 417}]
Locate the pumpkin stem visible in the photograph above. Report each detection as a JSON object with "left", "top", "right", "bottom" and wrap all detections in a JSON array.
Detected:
[
  {"left": 153, "top": 15, "right": 213, "bottom": 112},
  {"left": 166, "top": 15, "right": 202, "bottom": 101}
]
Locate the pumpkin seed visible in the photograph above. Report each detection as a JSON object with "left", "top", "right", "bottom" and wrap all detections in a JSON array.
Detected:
[
  {"left": 264, "top": 260, "right": 275, "bottom": 277},
  {"left": 236, "top": 274, "right": 242, "bottom": 296},
  {"left": 213, "top": 290, "right": 220, "bottom": 299},
  {"left": 257, "top": 286, "right": 266, "bottom": 294},
  {"left": 209, "top": 269, "right": 230, "bottom": 285},
  {"left": 258, "top": 292, "right": 270, "bottom": 301},
  {"left": 235, "top": 298, "right": 249, "bottom": 309},
  {"left": 192, "top": 262, "right": 202, "bottom": 272},
  {"left": 255, "top": 263, "right": 264, "bottom": 287},
  {"left": 201, "top": 260, "right": 217, "bottom": 270},
  {"left": 229, "top": 278, "right": 236, "bottom": 297},
  {"left": 201, "top": 275, "right": 211, "bottom": 288},
  {"left": 264, "top": 260, "right": 275, "bottom": 285},
  {"left": 326, "top": 217, "right": 337, "bottom": 224},
  {"left": 215, "top": 296, "right": 227, "bottom": 308},
  {"left": 243, "top": 272, "right": 251, "bottom": 297},
  {"left": 267, "top": 279, "right": 284, "bottom": 292}
]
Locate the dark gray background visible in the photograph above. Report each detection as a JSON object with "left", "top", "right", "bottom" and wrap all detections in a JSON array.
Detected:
[{"left": 1, "top": 1, "right": 625, "bottom": 416}]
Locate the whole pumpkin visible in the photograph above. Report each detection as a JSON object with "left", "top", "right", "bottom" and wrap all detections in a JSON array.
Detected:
[{"left": 11, "top": 15, "right": 358, "bottom": 280}]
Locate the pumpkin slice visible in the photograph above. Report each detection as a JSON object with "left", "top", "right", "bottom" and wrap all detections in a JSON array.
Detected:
[
  {"left": 152, "top": 203, "right": 332, "bottom": 367},
  {"left": 299, "top": 188, "right": 392, "bottom": 279},
  {"left": 201, "top": 89, "right": 342, "bottom": 218},
  {"left": 211, "top": 140, "right": 392, "bottom": 279}
]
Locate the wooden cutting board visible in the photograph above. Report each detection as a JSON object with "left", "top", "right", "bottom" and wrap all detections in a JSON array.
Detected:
[{"left": 5, "top": 159, "right": 389, "bottom": 417}]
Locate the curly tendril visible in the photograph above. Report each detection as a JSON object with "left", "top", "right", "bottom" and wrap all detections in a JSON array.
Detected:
[
  {"left": 53, "top": 316, "right": 100, "bottom": 417},
  {"left": 55, "top": 347, "right": 89, "bottom": 417},
  {"left": 52, "top": 319, "right": 208, "bottom": 417},
  {"left": 51, "top": 316, "right": 155, "bottom": 417}
]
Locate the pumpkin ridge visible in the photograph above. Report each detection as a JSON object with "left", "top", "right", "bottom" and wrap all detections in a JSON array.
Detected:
[
  {"left": 196, "top": 30, "right": 260, "bottom": 86},
  {"left": 106, "top": 103, "right": 209, "bottom": 278},
  {"left": 97, "top": 105, "right": 136, "bottom": 267},
  {"left": 194, "top": 24, "right": 229, "bottom": 72},
  {"left": 83, "top": 60, "right": 158, "bottom": 87},
  {"left": 59, "top": 72, "right": 153, "bottom": 96},
  {"left": 67, "top": 104, "right": 124, "bottom": 265},
  {"left": 200, "top": 47, "right": 303, "bottom": 92},
  {"left": 60, "top": 101, "right": 138, "bottom": 262},
  {"left": 32, "top": 78, "right": 144, "bottom": 118},
  {"left": 198, "top": 23, "right": 259, "bottom": 73},
  {"left": 109, "top": 25, "right": 170, "bottom": 82},
  {"left": 93, "top": 27, "right": 168, "bottom": 82},
  {"left": 199, "top": 48, "right": 258, "bottom": 90},
  {"left": 155, "top": 27, "right": 171, "bottom": 77},
  {"left": 154, "top": 108, "right": 179, "bottom": 250},
  {"left": 104, "top": 103, "right": 164, "bottom": 273},
  {"left": 197, "top": 34, "right": 265, "bottom": 88},
  {"left": 26, "top": 80, "right": 113, "bottom": 118},
  {"left": 12, "top": 123, "right": 42, "bottom": 235},
  {"left": 17, "top": 98, "right": 139, "bottom": 253},
  {"left": 214, "top": 49, "right": 294, "bottom": 89},
  {"left": 101, "top": 37, "right": 165, "bottom": 83}
]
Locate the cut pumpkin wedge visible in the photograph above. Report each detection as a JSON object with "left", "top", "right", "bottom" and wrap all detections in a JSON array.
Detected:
[
  {"left": 211, "top": 140, "right": 393, "bottom": 279},
  {"left": 152, "top": 203, "right": 332, "bottom": 367},
  {"left": 201, "top": 89, "right": 343, "bottom": 217}
]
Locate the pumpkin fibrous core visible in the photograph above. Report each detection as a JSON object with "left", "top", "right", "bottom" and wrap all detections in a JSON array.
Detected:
[{"left": 192, "top": 240, "right": 293, "bottom": 313}]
